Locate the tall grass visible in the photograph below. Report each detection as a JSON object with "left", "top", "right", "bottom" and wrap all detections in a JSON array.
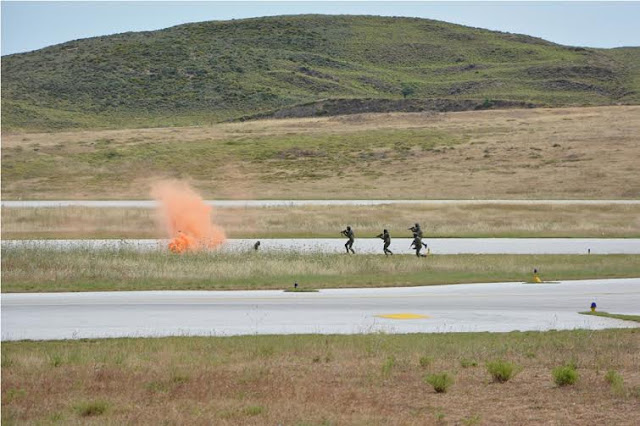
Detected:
[
  {"left": 3, "top": 247, "right": 640, "bottom": 292},
  {"left": 4, "top": 203, "right": 640, "bottom": 239}
]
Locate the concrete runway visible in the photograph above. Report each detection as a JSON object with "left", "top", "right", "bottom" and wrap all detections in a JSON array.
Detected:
[
  {"left": 2, "top": 278, "right": 638, "bottom": 341},
  {"left": 3, "top": 238, "right": 639, "bottom": 254},
  {"left": 3, "top": 199, "right": 639, "bottom": 208}
]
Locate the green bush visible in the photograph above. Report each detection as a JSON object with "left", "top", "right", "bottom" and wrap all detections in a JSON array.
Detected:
[
  {"left": 486, "top": 360, "right": 519, "bottom": 383},
  {"left": 425, "top": 372, "right": 454, "bottom": 393},
  {"left": 552, "top": 364, "right": 579, "bottom": 386}
]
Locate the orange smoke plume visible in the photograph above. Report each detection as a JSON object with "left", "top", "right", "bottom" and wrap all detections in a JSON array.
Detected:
[{"left": 151, "top": 180, "right": 226, "bottom": 253}]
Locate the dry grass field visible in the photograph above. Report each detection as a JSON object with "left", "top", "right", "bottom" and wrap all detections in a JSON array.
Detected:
[
  {"left": 2, "top": 330, "right": 639, "bottom": 425},
  {"left": 3, "top": 203, "right": 640, "bottom": 239},
  {"left": 2, "top": 106, "right": 640, "bottom": 200},
  {"left": 3, "top": 249, "right": 639, "bottom": 293}
]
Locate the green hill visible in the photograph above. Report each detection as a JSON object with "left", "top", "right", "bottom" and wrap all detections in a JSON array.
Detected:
[{"left": 2, "top": 14, "right": 639, "bottom": 131}]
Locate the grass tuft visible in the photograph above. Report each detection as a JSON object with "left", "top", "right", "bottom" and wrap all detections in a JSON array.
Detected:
[
  {"left": 552, "top": 363, "right": 579, "bottom": 386},
  {"left": 381, "top": 356, "right": 396, "bottom": 377},
  {"left": 424, "top": 372, "right": 454, "bottom": 393},
  {"left": 419, "top": 355, "right": 433, "bottom": 368},
  {"left": 605, "top": 369, "right": 625, "bottom": 396},
  {"left": 486, "top": 360, "right": 519, "bottom": 383},
  {"left": 49, "top": 354, "right": 63, "bottom": 367},
  {"left": 75, "top": 400, "right": 109, "bottom": 417},
  {"left": 460, "top": 358, "right": 478, "bottom": 368},
  {"left": 243, "top": 405, "right": 264, "bottom": 416}
]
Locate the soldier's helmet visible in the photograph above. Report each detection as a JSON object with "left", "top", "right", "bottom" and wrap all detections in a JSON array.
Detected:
[
  {"left": 346, "top": 226, "right": 351, "bottom": 231},
  {"left": 384, "top": 229, "right": 388, "bottom": 233},
  {"left": 414, "top": 223, "right": 419, "bottom": 228}
]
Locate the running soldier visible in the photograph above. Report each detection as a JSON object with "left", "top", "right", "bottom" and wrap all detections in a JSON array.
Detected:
[
  {"left": 341, "top": 226, "right": 355, "bottom": 254},
  {"left": 376, "top": 229, "right": 393, "bottom": 255},
  {"left": 410, "top": 232, "right": 427, "bottom": 257},
  {"left": 408, "top": 222, "right": 428, "bottom": 248}
]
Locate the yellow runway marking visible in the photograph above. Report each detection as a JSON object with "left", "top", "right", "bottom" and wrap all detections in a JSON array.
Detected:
[{"left": 376, "top": 313, "right": 431, "bottom": 320}]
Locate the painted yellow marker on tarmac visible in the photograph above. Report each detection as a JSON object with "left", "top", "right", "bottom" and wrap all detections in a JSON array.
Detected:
[{"left": 376, "top": 313, "right": 431, "bottom": 320}]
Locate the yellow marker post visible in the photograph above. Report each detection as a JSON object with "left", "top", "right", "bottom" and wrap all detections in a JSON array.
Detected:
[{"left": 533, "top": 268, "right": 542, "bottom": 283}]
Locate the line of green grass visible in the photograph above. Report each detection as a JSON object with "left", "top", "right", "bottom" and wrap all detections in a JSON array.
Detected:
[
  {"left": 2, "top": 248, "right": 639, "bottom": 293},
  {"left": 578, "top": 311, "right": 640, "bottom": 323}
]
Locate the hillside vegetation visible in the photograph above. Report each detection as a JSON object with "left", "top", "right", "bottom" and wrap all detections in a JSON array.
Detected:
[{"left": 2, "top": 15, "right": 639, "bottom": 131}]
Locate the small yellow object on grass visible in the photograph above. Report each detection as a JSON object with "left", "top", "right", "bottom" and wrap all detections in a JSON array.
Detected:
[
  {"left": 533, "top": 268, "right": 542, "bottom": 283},
  {"left": 376, "top": 313, "right": 431, "bottom": 320}
]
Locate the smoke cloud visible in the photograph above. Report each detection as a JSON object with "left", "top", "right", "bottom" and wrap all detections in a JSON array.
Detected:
[{"left": 151, "top": 180, "right": 226, "bottom": 253}]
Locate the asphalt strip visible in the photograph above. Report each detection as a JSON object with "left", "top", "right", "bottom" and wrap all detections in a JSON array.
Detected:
[{"left": 2, "top": 278, "right": 638, "bottom": 341}]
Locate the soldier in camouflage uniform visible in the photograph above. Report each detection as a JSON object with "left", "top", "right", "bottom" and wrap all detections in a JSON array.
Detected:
[
  {"left": 408, "top": 223, "right": 428, "bottom": 249},
  {"left": 376, "top": 229, "right": 393, "bottom": 255},
  {"left": 341, "top": 226, "right": 355, "bottom": 254},
  {"left": 410, "top": 232, "right": 427, "bottom": 257}
]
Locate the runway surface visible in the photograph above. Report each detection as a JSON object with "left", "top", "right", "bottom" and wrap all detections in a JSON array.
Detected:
[
  {"left": 3, "top": 238, "right": 639, "bottom": 254},
  {"left": 3, "top": 199, "right": 639, "bottom": 208},
  {"left": 2, "top": 278, "right": 638, "bottom": 341}
]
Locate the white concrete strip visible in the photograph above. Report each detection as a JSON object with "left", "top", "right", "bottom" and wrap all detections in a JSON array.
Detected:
[
  {"left": 3, "top": 238, "right": 639, "bottom": 254},
  {"left": 2, "top": 278, "right": 638, "bottom": 341},
  {"left": 2, "top": 199, "right": 640, "bottom": 208}
]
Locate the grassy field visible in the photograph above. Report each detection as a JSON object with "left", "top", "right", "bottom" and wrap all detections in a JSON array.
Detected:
[
  {"left": 3, "top": 106, "right": 640, "bottom": 200},
  {"left": 2, "top": 330, "right": 639, "bottom": 424},
  {"left": 3, "top": 202, "right": 640, "bottom": 239},
  {"left": 2, "top": 249, "right": 639, "bottom": 293}
]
